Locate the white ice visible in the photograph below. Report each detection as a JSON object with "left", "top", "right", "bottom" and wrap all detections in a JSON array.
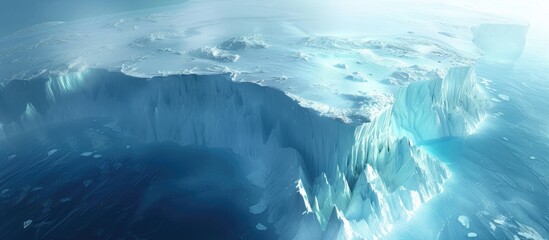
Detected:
[
  {"left": 498, "top": 94, "right": 510, "bottom": 101},
  {"left": 458, "top": 215, "right": 470, "bottom": 229},
  {"left": 256, "top": 223, "right": 267, "bottom": 231},
  {"left": 0, "top": 0, "right": 528, "bottom": 123},
  {"left": 47, "top": 149, "right": 58, "bottom": 156},
  {"left": 80, "top": 152, "right": 93, "bottom": 157},
  {"left": 23, "top": 220, "right": 32, "bottom": 229}
]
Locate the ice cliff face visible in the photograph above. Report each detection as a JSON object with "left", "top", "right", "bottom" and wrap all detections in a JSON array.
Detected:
[
  {"left": 391, "top": 67, "right": 487, "bottom": 142},
  {"left": 0, "top": 65, "right": 487, "bottom": 239},
  {"left": 300, "top": 66, "right": 485, "bottom": 239}
]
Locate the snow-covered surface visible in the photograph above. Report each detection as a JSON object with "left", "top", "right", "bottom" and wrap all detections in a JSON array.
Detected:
[
  {"left": 0, "top": 0, "right": 546, "bottom": 240},
  {"left": 0, "top": 0, "right": 531, "bottom": 123}
]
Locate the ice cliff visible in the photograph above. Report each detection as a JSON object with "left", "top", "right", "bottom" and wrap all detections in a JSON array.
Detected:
[{"left": 0, "top": 64, "right": 487, "bottom": 239}]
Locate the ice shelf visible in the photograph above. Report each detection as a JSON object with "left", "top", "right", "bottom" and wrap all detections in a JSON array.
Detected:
[
  {"left": 0, "top": 66, "right": 487, "bottom": 239},
  {"left": 0, "top": 0, "right": 527, "bottom": 238}
]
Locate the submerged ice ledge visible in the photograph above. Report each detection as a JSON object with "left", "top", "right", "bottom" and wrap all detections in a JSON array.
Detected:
[{"left": 0, "top": 66, "right": 487, "bottom": 239}]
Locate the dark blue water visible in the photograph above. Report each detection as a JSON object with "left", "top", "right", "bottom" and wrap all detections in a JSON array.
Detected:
[{"left": 0, "top": 118, "right": 277, "bottom": 239}]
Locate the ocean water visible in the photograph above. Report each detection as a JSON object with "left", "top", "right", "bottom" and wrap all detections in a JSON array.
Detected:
[
  {"left": 388, "top": 33, "right": 549, "bottom": 239},
  {"left": 0, "top": 119, "right": 277, "bottom": 239},
  {"left": 0, "top": 1, "right": 547, "bottom": 239}
]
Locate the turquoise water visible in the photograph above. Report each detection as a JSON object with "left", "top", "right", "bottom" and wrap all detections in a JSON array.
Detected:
[{"left": 388, "top": 33, "right": 549, "bottom": 239}]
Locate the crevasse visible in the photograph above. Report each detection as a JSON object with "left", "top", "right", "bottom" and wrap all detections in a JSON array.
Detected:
[{"left": 0, "top": 66, "right": 487, "bottom": 239}]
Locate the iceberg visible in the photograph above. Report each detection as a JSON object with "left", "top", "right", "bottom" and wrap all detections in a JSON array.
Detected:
[
  {"left": 391, "top": 67, "right": 487, "bottom": 142},
  {"left": 472, "top": 24, "right": 529, "bottom": 64}
]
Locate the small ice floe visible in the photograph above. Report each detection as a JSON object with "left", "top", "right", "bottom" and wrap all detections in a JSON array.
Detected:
[
  {"left": 255, "top": 223, "right": 267, "bottom": 231},
  {"left": 489, "top": 222, "right": 497, "bottom": 231},
  {"left": 80, "top": 152, "right": 93, "bottom": 157},
  {"left": 493, "top": 112, "right": 504, "bottom": 118},
  {"left": 517, "top": 222, "right": 544, "bottom": 240},
  {"left": 23, "top": 220, "right": 32, "bottom": 229},
  {"left": 502, "top": 137, "right": 509, "bottom": 141},
  {"left": 83, "top": 180, "right": 93, "bottom": 187},
  {"left": 467, "top": 232, "right": 477, "bottom": 238},
  {"left": 458, "top": 215, "right": 470, "bottom": 229},
  {"left": 491, "top": 98, "right": 501, "bottom": 102},
  {"left": 497, "top": 94, "right": 510, "bottom": 101},
  {"left": 60, "top": 197, "right": 71, "bottom": 203},
  {"left": 47, "top": 149, "right": 58, "bottom": 156},
  {"left": 93, "top": 154, "right": 102, "bottom": 159},
  {"left": 529, "top": 156, "right": 536, "bottom": 160},
  {"left": 334, "top": 63, "right": 348, "bottom": 69},
  {"left": 494, "top": 215, "right": 506, "bottom": 225},
  {"left": 7, "top": 154, "right": 17, "bottom": 160}
]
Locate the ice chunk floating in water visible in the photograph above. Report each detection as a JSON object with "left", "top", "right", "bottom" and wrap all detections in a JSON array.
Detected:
[
  {"left": 0, "top": 0, "right": 548, "bottom": 239},
  {"left": 458, "top": 216, "right": 471, "bottom": 229},
  {"left": 22, "top": 220, "right": 32, "bottom": 229}
]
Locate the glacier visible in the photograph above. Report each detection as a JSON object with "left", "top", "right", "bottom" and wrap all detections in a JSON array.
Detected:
[{"left": 0, "top": 0, "right": 548, "bottom": 239}]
